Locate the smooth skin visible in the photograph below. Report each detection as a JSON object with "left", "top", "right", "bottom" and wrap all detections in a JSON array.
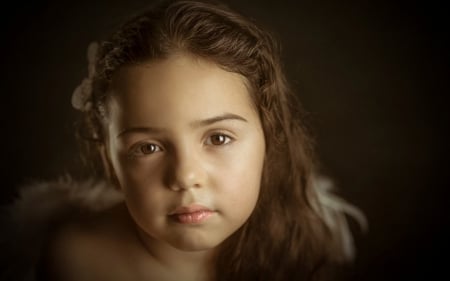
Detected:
[{"left": 50, "top": 53, "right": 266, "bottom": 281}]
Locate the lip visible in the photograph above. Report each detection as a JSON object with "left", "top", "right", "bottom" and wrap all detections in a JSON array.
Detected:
[{"left": 168, "top": 204, "right": 215, "bottom": 224}]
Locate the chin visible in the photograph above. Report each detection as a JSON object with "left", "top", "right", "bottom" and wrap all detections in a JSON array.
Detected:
[{"left": 169, "top": 235, "right": 224, "bottom": 252}]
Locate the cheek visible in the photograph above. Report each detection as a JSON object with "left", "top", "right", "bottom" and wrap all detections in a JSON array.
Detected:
[
  {"left": 119, "top": 164, "right": 172, "bottom": 229},
  {"left": 218, "top": 166, "right": 261, "bottom": 228},
  {"left": 112, "top": 151, "right": 162, "bottom": 187},
  {"left": 112, "top": 157, "right": 167, "bottom": 209},
  {"left": 215, "top": 142, "right": 265, "bottom": 215}
]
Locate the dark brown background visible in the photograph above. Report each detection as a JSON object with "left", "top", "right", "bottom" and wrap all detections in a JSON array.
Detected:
[{"left": 2, "top": 0, "right": 449, "bottom": 280}]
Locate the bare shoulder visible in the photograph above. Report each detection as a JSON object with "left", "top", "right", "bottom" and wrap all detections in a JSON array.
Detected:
[{"left": 41, "top": 203, "right": 139, "bottom": 281}]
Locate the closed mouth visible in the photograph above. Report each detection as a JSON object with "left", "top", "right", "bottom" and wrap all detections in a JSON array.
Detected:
[{"left": 168, "top": 204, "right": 215, "bottom": 224}]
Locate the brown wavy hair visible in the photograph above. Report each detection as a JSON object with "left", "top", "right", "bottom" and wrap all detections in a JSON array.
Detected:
[{"left": 76, "top": 0, "right": 345, "bottom": 280}]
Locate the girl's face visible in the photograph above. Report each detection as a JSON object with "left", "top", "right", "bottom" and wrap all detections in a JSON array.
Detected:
[{"left": 106, "top": 54, "right": 266, "bottom": 252}]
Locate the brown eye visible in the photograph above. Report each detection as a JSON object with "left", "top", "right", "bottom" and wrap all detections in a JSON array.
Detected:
[
  {"left": 140, "top": 143, "right": 160, "bottom": 154},
  {"left": 207, "top": 134, "right": 232, "bottom": 146},
  {"left": 129, "top": 142, "right": 162, "bottom": 158}
]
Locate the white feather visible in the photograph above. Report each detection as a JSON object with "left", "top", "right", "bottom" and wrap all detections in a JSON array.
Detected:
[{"left": 312, "top": 175, "right": 368, "bottom": 262}]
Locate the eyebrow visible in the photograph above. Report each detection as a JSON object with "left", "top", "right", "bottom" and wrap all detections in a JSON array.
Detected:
[
  {"left": 191, "top": 113, "right": 247, "bottom": 128},
  {"left": 117, "top": 113, "right": 248, "bottom": 138}
]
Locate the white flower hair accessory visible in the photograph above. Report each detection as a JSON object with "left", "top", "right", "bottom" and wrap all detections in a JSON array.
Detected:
[{"left": 71, "top": 42, "right": 99, "bottom": 112}]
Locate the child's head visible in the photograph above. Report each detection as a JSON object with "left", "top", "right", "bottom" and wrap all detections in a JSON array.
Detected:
[
  {"left": 107, "top": 53, "right": 266, "bottom": 252},
  {"left": 73, "top": 0, "right": 342, "bottom": 279}
]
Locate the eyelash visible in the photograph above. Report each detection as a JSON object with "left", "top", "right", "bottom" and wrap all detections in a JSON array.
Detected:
[
  {"left": 205, "top": 133, "right": 234, "bottom": 146},
  {"left": 129, "top": 133, "right": 234, "bottom": 157},
  {"left": 129, "top": 142, "right": 162, "bottom": 157}
]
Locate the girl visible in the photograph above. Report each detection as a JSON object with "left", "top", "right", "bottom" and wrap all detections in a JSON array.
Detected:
[{"left": 4, "top": 0, "right": 366, "bottom": 280}]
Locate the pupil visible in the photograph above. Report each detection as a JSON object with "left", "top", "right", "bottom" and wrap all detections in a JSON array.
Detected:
[
  {"left": 142, "top": 144, "right": 155, "bottom": 153},
  {"left": 212, "top": 135, "right": 224, "bottom": 145}
]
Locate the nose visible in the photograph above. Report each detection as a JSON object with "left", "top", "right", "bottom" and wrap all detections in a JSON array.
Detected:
[{"left": 166, "top": 147, "right": 207, "bottom": 191}]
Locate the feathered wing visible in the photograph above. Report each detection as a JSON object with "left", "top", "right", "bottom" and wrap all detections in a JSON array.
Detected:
[
  {"left": 312, "top": 175, "right": 368, "bottom": 262},
  {"left": 0, "top": 178, "right": 123, "bottom": 281},
  {"left": 0, "top": 175, "right": 367, "bottom": 280}
]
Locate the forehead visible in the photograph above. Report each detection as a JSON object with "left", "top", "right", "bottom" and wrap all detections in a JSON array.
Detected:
[{"left": 108, "top": 54, "right": 258, "bottom": 129}]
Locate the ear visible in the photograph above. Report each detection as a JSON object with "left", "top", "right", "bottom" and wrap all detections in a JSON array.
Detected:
[{"left": 99, "top": 143, "right": 122, "bottom": 191}]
